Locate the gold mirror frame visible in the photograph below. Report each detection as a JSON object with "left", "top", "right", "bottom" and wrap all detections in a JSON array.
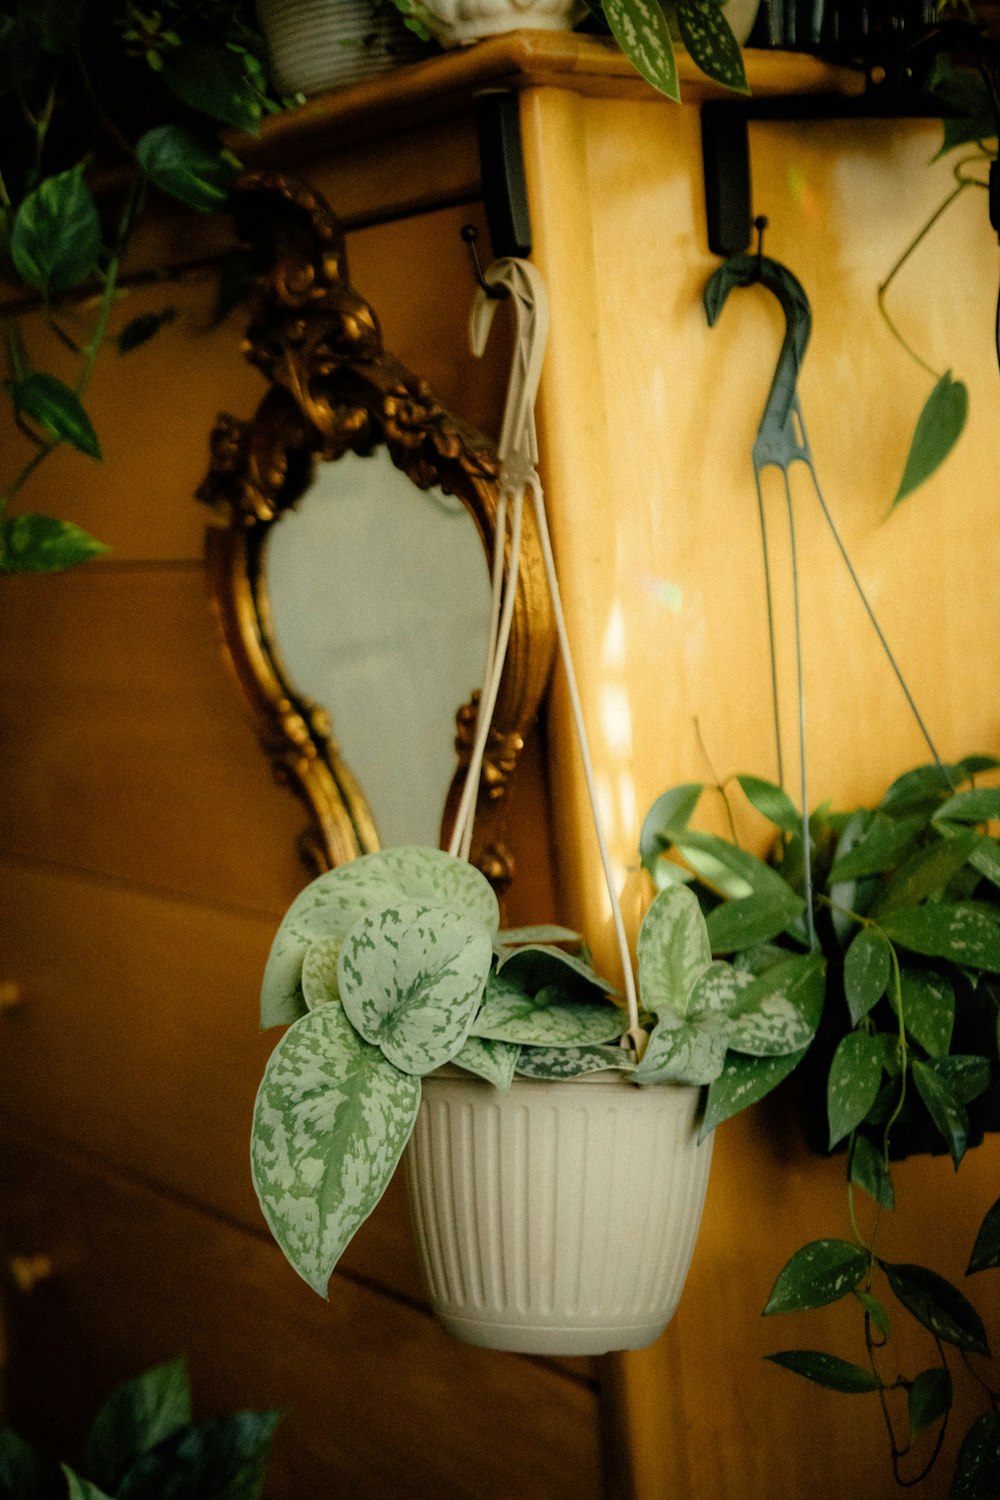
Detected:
[{"left": 197, "top": 171, "right": 554, "bottom": 892}]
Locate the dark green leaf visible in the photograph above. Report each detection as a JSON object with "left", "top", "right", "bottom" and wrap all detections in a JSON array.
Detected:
[
  {"left": 764, "top": 1239, "right": 869, "bottom": 1315},
  {"left": 701, "top": 1046, "right": 805, "bottom": 1137},
  {"left": 0, "top": 1428, "right": 65, "bottom": 1500},
  {"left": 117, "top": 1411, "right": 280, "bottom": 1500},
  {"left": 970, "top": 835, "right": 1000, "bottom": 892},
  {"left": 881, "top": 764, "right": 957, "bottom": 817},
  {"left": 11, "top": 372, "right": 101, "bottom": 457},
  {"left": 117, "top": 308, "right": 176, "bottom": 354},
  {"left": 10, "top": 165, "right": 101, "bottom": 292},
  {"left": 599, "top": 0, "right": 680, "bottom": 101},
  {"left": 890, "top": 966, "right": 954, "bottom": 1058},
  {"left": 735, "top": 775, "right": 802, "bottom": 835},
  {"left": 880, "top": 904, "right": 1000, "bottom": 973},
  {"left": 135, "top": 126, "right": 239, "bottom": 212},
  {"left": 639, "top": 783, "right": 703, "bottom": 874},
  {"left": 86, "top": 1358, "right": 191, "bottom": 1494},
  {"left": 62, "top": 1469, "right": 114, "bottom": 1500},
  {"left": 927, "top": 1055, "right": 992, "bottom": 1107},
  {"left": 1, "top": 514, "right": 107, "bottom": 573},
  {"left": 855, "top": 1288, "right": 892, "bottom": 1337},
  {"left": 765, "top": 1350, "right": 880, "bottom": 1393},
  {"left": 955, "top": 755, "right": 1000, "bottom": 777},
  {"left": 844, "top": 928, "right": 890, "bottom": 1025},
  {"left": 912, "top": 1058, "right": 969, "bottom": 1168},
  {"left": 828, "top": 1032, "right": 885, "bottom": 1148},
  {"left": 936, "top": 788, "right": 1000, "bottom": 825},
  {"left": 828, "top": 814, "right": 923, "bottom": 883},
  {"left": 705, "top": 886, "right": 805, "bottom": 952},
  {"left": 908, "top": 1366, "right": 952, "bottom": 1438},
  {"left": 162, "top": 46, "right": 261, "bottom": 134},
  {"left": 891, "top": 371, "right": 968, "bottom": 509},
  {"left": 671, "top": 828, "right": 798, "bottom": 904},
  {"left": 850, "top": 1134, "right": 895, "bottom": 1210},
  {"left": 967, "top": 1196, "right": 1000, "bottom": 1274},
  {"left": 950, "top": 1410, "right": 1000, "bottom": 1500},
  {"left": 873, "top": 830, "right": 978, "bottom": 915},
  {"left": 675, "top": 0, "right": 748, "bottom": 92},
  {"left": 880, "top": 1261, "right": 990, "bottom": 1355}
]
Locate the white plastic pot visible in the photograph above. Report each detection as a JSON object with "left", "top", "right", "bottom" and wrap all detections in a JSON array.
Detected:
[
  {"left": 416, "top": 0, "right": 585, "bottom": 46},
  {"left": 404, "top": 1067, "right": 712, "bottom": 1355},
  {"left": 257, "top": 0, "right": 426, "bottom": 97}
]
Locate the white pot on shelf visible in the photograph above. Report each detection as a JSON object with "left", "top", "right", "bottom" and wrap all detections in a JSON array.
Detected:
[
  {"left": 257, "top": 0, "right": 428, "bottom": 97},
  {"left": 404, "top": 1067, "right": 713, "bottom": 1356},
  {"left": 416, "top": 0, "right": 585, "bottom": 46}
]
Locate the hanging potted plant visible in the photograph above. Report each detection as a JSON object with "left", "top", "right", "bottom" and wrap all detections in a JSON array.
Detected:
[{"left": 248, "top": 256, "right": 817, "bottom": 1357}]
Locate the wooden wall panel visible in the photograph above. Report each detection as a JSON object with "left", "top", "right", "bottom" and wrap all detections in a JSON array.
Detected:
[
  {"left": 0, "top": 1127, "right": 603, "bottom": 1500},
  {"left": 0, "top": 567, "right": 307, "bottom": 914},
  {"left": 520, "top": 88, "right": 1000, "bottom": 1500}
]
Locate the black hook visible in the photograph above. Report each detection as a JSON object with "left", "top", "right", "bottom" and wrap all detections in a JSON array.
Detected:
[
  {"left": 753, "top": 215, "right": 768, "bottom": 279},
  {"left": 461, "top": 225, "right": 507, "bottom": 300},
  {"left": 704, "top": 251, "right": 812, "bottom": 471}
]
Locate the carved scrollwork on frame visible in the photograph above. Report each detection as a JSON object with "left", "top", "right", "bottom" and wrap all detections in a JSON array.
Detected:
[{"left": 198, "top": 171, "right": 555, "bottom": 891}]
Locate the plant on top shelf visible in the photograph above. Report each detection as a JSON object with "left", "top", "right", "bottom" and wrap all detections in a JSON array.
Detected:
[
  {"left": 640, "top": 756, "right": 1000, "bottom": 1494},
  {"left": 0, "top": 0, "right": 279, "bottom": 574},
  {"left": 250, "top": 842, "right": 819, "bottom": 1301},
  {"left": 594, "top": 0, "right": 750, "bottom": 101}
]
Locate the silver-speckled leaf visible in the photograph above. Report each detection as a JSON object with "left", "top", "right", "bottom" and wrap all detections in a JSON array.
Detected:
[
  {"left": 729, "top": 953, "right": 826, "bottom": 1056},
  {"left": 302, "top": 938, "right": 342, "bottom": 1010},
  {"left": 687, "top": 959, "right": 754, "bottom": 1015},
  {"left": 338, "top": 901, "right": 493, "bottom": 1076},
  {"left": 496, "top": 944, "right": 616, "bottom": 1000},
  {"left": 638, "top": 885, "right": 713, "bottom": 1020},
  {"left": 471, "top": 972, "right": 626, "bottom": 1047},
  {"left": 451, "top": 1035, "right": 520, "bottom": 1091},
  {"left": 260, "top": 847, "right": 499, "bottom": 1028},
  {"left": 635, "top": 1009, "right": 731, "bottom": 1085},
  {"left": 515, "top": 1044, "right": 637, "bottom": 1079},
  {"left": 251, "top": 1004, "right": 420, "bottom": 1296},
  {"left": 728, "top": 995, "right": 815, "bottom": 1057}
]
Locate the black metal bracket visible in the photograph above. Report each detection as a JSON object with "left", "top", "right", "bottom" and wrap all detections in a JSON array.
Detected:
[
  {"left": 472, "top": 90, "right": 533, "bottom": 260},
  {"left": 701, "top": 20, "right": 1000, "bottom": 256}
]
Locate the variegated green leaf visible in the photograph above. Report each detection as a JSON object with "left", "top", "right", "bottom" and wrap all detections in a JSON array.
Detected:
[
  {"left": 451, "top": 1035, "right": 520, "bottom": 1091},
  {"left": 687, "top": 959, "right": 753, "bottom": 1014},
  {"left": 675, "top": 0, "right": 749, "bottom": 93},
  {"left": 496, "top": 943, "right": 614, "bottom": 1000},
  {"left": 600, "top": 0, "right": 680, "bottom": 102},
  {"left": 828, "top": 1032, "right": 885, "bottom": 1148},
  {"left": 701, "top": 1047, "right": 806, "bottom": 1137},
  {"left": 635, "top": 1009, "right": 731, "bottom": 1085},
  {"left": 251, "top": 1005, "right": 420, "bottom": 1296},
  {"left": 515, "top": 1044, "right": 637, "bottom": 1079},
  {"left": 337, "top": 902, "right": 492, "bottom": 1076},
  {"left": 497, "top": 925, "right": 580, "bottom": 945},
  {"left": 891, "top": 966, "right": 954, "bottom": 1057},
  {"left": 729, "top": 953, "right": 826, "bottom": 1054},
  {"left": 637, "top": 884, "right": 712, "bottom": 1019},
  {"left": 260, "top": 847, "right": 499, "bottom": 1027},
  {"left": 301, "top": 938, "right": 342, "bottom": 1010},
  {"left": 471, "top": 972, "right": 625, "bottom": 1048}
]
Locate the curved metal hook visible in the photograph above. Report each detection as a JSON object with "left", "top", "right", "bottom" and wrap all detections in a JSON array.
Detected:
[
  {"left": 704, "top": 252, "right": 813, "bottom": 471},
  {"left": 470, "top": 257, "right": 549, "bottom": 491}
]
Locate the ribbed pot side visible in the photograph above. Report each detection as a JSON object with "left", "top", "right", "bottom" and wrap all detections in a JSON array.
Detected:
[{"left": 404, "top": 1070, "right": 713, "bottom": 1356}]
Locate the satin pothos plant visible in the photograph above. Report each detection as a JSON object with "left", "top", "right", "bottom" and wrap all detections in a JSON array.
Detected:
[
  {"left": 250, "top": 844, "right": 818, "bottom": 1300},
  {"left": 591, "top": 0, "right": 749, "bottom": 102},
  {"left": 641, "top": 757, "right": 1000, "bottom": 1496}
]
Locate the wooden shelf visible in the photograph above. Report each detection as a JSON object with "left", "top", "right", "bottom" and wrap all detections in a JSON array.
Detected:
[{"left": 245, "top": 32, "right": 866, "bottom": 168}]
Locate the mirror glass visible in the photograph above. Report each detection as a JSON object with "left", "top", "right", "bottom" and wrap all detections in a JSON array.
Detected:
[{"left": 265, "top": 447, "right": 493, "bottom": 848}]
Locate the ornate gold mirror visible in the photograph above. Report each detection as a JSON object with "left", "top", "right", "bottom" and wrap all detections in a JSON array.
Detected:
[{"left": 197, "top": 172, "right": 554, "bottom": 891}]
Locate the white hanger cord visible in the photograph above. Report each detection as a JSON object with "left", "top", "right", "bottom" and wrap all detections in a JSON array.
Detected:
[{"left": 460, "top": 260, "right": 645, "bottom": 1054}]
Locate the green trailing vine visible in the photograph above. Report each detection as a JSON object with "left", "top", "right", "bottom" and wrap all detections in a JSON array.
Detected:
[
  {"left": 641, "top": 760, "right": 1000, "bottom": 1494},
  {"left": 0, "top": 0, "right": 280, "bottom": 574},
  {"left": 881, "top": 54, "right": 999, "bottom": 511}
]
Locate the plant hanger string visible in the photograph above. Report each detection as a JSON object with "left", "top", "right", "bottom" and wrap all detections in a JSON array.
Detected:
[{"left": 447, "top": 257, "right": 646, "bottom": 1056}]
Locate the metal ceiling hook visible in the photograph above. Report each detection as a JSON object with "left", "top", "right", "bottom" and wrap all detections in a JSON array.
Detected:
[{"left": 704, "top": 251, "right": 813, "bottom": 473}]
